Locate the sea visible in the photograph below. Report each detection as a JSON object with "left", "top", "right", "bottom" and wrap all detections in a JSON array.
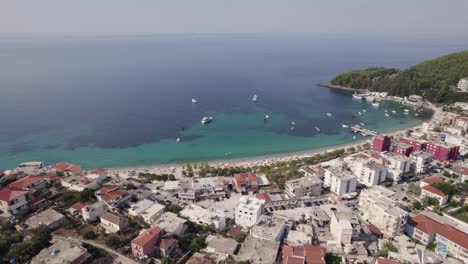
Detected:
[{"left": 0, "top": 33, "right": 466, "bottom": 169}]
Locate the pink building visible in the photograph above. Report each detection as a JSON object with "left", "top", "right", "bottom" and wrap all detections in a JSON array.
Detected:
[
  {"left": 131, "top": 226, "right": 164, "bottom": 258},
  {"left": 372, "top": 135, "right": 391, "bottom": 152},
  {"left": 391, "top": 142, "right": 413, "bottom": 157}
]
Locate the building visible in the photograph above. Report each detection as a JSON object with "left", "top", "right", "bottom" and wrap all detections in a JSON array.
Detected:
[
  {"left": 419, "top": 176, "right": 443, "bottom": 188},
  {"left": 375, "top": 259, "right": 402, "bottom": 264},
  {"left": 373, "top": 135, "right": 391, "bottom": 152},
  {"left": 358, "top": 187, "right": 408, "bottom": 238},
  {"left": 410, "top": 151, "right": 433, "bottom": 174},
  {"left": 16, "top": 161, "right": 44, "bottom": 175},
  {"left": 154, "top": 212, "right": 188, "bottom": 237},
  {"left": 425, "top": 141, "right": 459, "bottom": 162},
  {"left": 26, "top": 209, "right": 65, "bottom": 229},
  {"left": 236, "top": 236, "right": 280, "bottom": 264},
  {"left": 457, "top": 77, "right": 468, "bottom": 92},
  {"left": 235, "top": 196, "right": 265, "bottom": 228},
  {"left": 129, "top": 199, "right": 165, "bottom": 225},
  {"left": 61, "top": 176, "right": 100, "bottom": 192},
  {"left": 204, "top": 235, "right": 238, "bottom": 260},
  {"left": 421, "top": 185, "right": 448, "bottom": 206},
  {"left": 9, "top": 175, "right": 48, "bottom": 190},
  {"left": 406, "top": 214, "right": 468, "bottom": 262},
  {"left": 95, "top": 185, "right": 132, "bottom": 207},
  {"left": 382, "top": 152, "right": 412, "bottom": 182},
  {"left": 131, "top": 226, "right": 164, "bottom": 258},
  {"left": 352, "top": 159, "right": 387, "bottom": 187},
  {"left": 70, "top": 201, "right": 107, "bottom": 222},
  {"left": 180, "top": 204, "right": 227, "bottom": 230},
  {"left": 446, "top": 126, "right": 465, "bottom": 137},
  {"left": 251, "top": 215, "right": 290, "bottom": 242},
  {"left": 284, "top": 176, "right": 322, "bottom": 197},
  {"left": 31, "top": 238, "right": 91, "bottom": 264},
  {"left": 399, "top": 137, "right": 426, "bottom": 152},
  {"left": 159, "top": 237, "right": 178, "bottom": 257},
  {"left": 186, "top": 252, "right": 216, "bottom": 264},
  {"left": 178, "top": 177, "right": 226, "bottom": 202},
  {"left": 324, "top": 165, "right": 357, "bottom": 195},
  {"left": 233, "top": 172, "right": 259, "bottom": 192},
  {"left": 282, "top": 244, "right": 326, "bottom": 264},
  {"left": 100, "top": 212, "right": 129, "bottom": 233},
  {"left": 330, "top": 211, "right": 353, "bottom": 245},
  {"left": 52, "top": 162, "right": 82, "bottom": 175},
  {"left": 391, "top": 142, "right": 413, "bottom": 157},
  {"left": 0, "top": 186, "right": 34, "bottom": 214},
  {"left": 422, "top": 121, "right": 440, "bottom": 133},
  {"left": 284, "top": 230, "right": 312, "bottom": 247}
]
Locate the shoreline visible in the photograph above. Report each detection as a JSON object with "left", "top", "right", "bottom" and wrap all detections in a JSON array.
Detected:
[{"left": 318, "top": 82, "right": 366, "bottom": 93}]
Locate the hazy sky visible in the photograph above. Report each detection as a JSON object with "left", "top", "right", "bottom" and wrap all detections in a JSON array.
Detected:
[{"left": 1, "top": 0, "right": 468, "bottom": 36}]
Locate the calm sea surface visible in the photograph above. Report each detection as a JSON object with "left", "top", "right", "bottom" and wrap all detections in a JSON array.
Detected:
[{"left": 0, "top": 34, "right": 466, "bottom": 169}]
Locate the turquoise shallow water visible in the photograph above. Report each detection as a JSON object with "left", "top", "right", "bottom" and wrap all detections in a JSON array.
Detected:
[{"left": 0, "top": 33, "right": 460, "bottom": 169}]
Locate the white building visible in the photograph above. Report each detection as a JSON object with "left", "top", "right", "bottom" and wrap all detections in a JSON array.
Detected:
[
  {"left": 154, "top": 212, "right": 188, "bottom": 237},
  {"left": 16, "top": 161, "right": 44, "bottom": 175},
  {"left": 139, "top": 202, "right": 165, "bottom": 225},
  {"left": 100, "top": 213, "right": 128, "bottom": 233},
  {"left": 251, "top": 215, "right": 290, "bottom": 242},
  {"left": 180, "top": 204, "right": 227, "bottom": 230},
  {"left": 421, "top": 121, "right": 440, "bottom": 133},
  {"left": 348, "top": 156, "right": 388, "bottom": 186},
  {"left": 421, "top": 185, "right": 448, "bottom": 206},
  {"left": 82, "top": 201, "right": 107, "bottom": 222},
  {"left": 204, "top": 235, "right": 238, "bottom": 260},
  {"left": 457, "top": 77, "right": 468, "bottom": 92},
  {"left": 358, "top": 187, "right": 408, "bottom": 238},
  {"left": 284, "top": 230, "right": 312, "bottom": 246},
  {"left": 410, "top": 151, "right": 433, "bottom": 175},
  {"left": 382, "top": 152, "right": 413, "bottom": 182},
  {"left": 330, "top": 211, "right": 353, "bottom": 245},
  {"left": 285, "top": 176, "right": 322, "bottom": 198},
  {"left": 235, "top": 196, "right": 265, "bottom": 228},
  {"left": 31, "top": 239, "right": 91, "bottom": 264},
  {"left": 0, "top": 187, "right": 34, "bottom": 214},
  {"left": 324, "top": 165, "right": 357, "bottom": 195},
  {"left": 26, "top": 209, "right": 65, "bottom": 229},
  {"left": 61, "top": 176, "right": 100, "bottom": 192}
]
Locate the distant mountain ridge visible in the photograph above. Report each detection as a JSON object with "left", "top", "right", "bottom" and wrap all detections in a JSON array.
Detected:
[{"left": 330, "top": 50, "right": 468, "bottom": 103}]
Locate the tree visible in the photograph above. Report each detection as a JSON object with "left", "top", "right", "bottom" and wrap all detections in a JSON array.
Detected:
[
  {"left": 7, "top": 240, "right": 43, "bottom": 262},
  {"left": 161, "top": 257, "right": 170, "bottom": 264},
  {"left": 83, "top": 230, "right": 97, "bottom": 240},
  {"left": 432, "top": 182, "right": 457, "bottom": 196},
  {"left": 62, "top": 193, "right": 80, "bottom": 207},
  {"left": 407, "top": 183, "right": 421, "bottom": 195},
  {"left": 413, "top": 201, "right": 423, "bottom": 210},
  {"left": 325, "top": 253, "right": 342, "bottom": 264},
  {"left": 80, "top": 188, "right": 95, "bottom": 202},
  {"left": 31, "top": 224, "right": 51, "bottom": 248},
  {"left": 104, "top": 234, "right": 121, "bottom": 248},
  {"left": 422, "top": 196, "right": 439, "bottom": 207}
]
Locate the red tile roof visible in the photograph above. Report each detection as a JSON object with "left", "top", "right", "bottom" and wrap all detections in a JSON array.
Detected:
[
  {"left": 132, "top": 226, "right": 163, "bottom": 247},
  {"left": 234, "top": 172, "right": 257, "bottom": 185},
  {"left": 408, "top": 214, "right": 468, "bottom": 249},
  {"left": 9, "top": 175, "right": 45, "bottom": 189},
  {"left": 98, "top": 185, "right": 120, "bottom": 195},
  {"left": 368, "top": 224, "right": 384, "bottom": 236},
  {"left": 255, "top": 193, "right": 272, "bottom": 202},
  {"left": 421, "top": 185, "right": 446, "bottom": 197},
  {"left": 160, "top": 237, "right": 178, "bottom": 250},
  {"left": 422, "top": 176, "right": 443, "bottom": 185},
  {"left": 91, "top": 168, "right": 107, "bottom": 175},
  {"left": 376, "top": 259, "right": 401, "bottom": 264},
  {"left": 282, "top": 244, "right": 325, "bottom": 264},
  {"left": 452, "top": 168, "right": 468, "bottom": 176},
  {"left": 100, "top": 190, "right": 127, "bottom": 202},
  {"left": 101, "top": 212, "right": 128, "bottom": 226},
  {"left": 0, "top": 186, "right": 32, "bottom": 202},
  {"left": 353, "top": 153, "right": 370, "bottom": 159},
  {"left": 52, "top": 162, "right": 81, "bottom": 174},
  {"left": 70, "top": 202, "right": 89, "bottom": 211}
]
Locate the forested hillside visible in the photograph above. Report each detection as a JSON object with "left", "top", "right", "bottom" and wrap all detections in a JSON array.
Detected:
[{"left": 330, "top": 51, "right": 468, "bottom": 103}]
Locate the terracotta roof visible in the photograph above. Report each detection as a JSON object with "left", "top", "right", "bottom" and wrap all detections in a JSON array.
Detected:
[
  {"left": 70, "top": 202, "right": 89, "bottom": 211},
  {"left": 368, "top": 224, "right": 384, "bottom": 236},
  {"left": 421, "top": 185, "right": 446, "bottom": 197},
  {"left": 29, "top": 197, "right": 46, "bottom": 206},
  {"left": 9, "top": 175, "right": 45, "bottom": 189},
  {"left": 408, "top": 214, "right": 468, "bottom": 249},
  {"left": 100, "top": 190, "right": 127, "bottom": 202},
  {"left": 186, "top": 253, "right": 216, "bottom": 264},
  {"left": 0, "top": 186, "right": 32, "bottom": 202},
  {"left": 98, "top": 185, "right": 120, "bottom": 195},
  {"left": 422, "top": 176, "right": 443, "bottom": 185},
  {"left": 353, "top": 153, "right": 370, "bottom": 159},
  {"left": 132, "top": 226, "right": 163, "bottom": 247},
  {"left": 91, "top": 168, "right": 107, "bottom": 175},
  {"left": 227, "top": 225, "right": 247, "bottom": 237},
  {"left": 371, "top": 153, "right": 383, "bottom": 160},
  {"left": 376, "top": 258, "right": 401, "bottom": 264},
  {"left": 234, "top": 172, "right": 258, "bottom": 185},
  {"left": 160, "top": 237, "right": 178, "bottom": 250},
  {"left": 255, "top": 193, "right": 272, "bottom": 202},
  {"left": 452, "top": 168, "right": 468, "bottom": 176},
  {"left": 282, "top": 244, "right": 325, "bottom": 264},
  {"left": 53, "top": 162, "right": 72, "bottom": 171},
  {"left": 101, "top": 213, "right": 127, "bottom": 226}
]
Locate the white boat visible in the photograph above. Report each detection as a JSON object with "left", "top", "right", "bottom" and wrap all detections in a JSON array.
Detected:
[
  {"left": 326, "top": 113, "right": 332, "bottom": 117},
  {"left": 404, "top": 109, "right": 409, "bottom": 112},
  {"left": 358, "top": 112, "right": 362, "bottom": 115},
  {"left": 362, "top": 109, "right": 366, "bottom": 113},
  {"left": 415, "top": 113, "right": 419, "bottom": 116},
  {"left": 176, "top": 138, "right": 181, "bottom": 142},
  {"left": 360, "top": 123, "right": 365, "bottom": 126},
  {"left": 192, "top": 98, "right": 198, "bottom": 104},
  {"left": 404, "top": 112, "right": 409, "bottom": 115},
  {"left": 201, "top": 116, "right": 213, "bottom": 124},
  {"left": 353, "top": 136, "right": 356, "bottom": 139},
  {"left": 342, "top": 124, "right": 349, "bottom": 128},
  {"left": 291, "top": 121, "right": 296, "bottom": 125},
  {"left": 265, "top": 114, "right": 270, "bottom": 119},
  {"left": 352, "top": 92, "right": 365, "bottom": 99},
  {"left": 385, "top": 113, "right": 390, "bottom": 117},
  {"left": 290, "top": 126, "right": 295, "bottom": 130},
  {"left": 315, "top": 127, "right": 320, "bottom": 132},
  {"left": 391, "top": 110, "right": 397, "bottom": 114},
  {"left": 253, "top": 95, "right": 258, "bottom": 102},
  {"left": 225, "top": 152, "right": 232, "bottom": 156},
  {"left": 372, "top": 103, "right": 380, "bottom": 107}
]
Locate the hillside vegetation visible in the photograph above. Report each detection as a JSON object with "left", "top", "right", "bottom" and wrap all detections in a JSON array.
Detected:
[{"left": 330, "top": 50, "right": 468, "bottom": 103}]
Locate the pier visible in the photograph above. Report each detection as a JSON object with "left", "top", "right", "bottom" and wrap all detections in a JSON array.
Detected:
[{"left": 350, "top": 125, "right": 377, "bottom": 137}]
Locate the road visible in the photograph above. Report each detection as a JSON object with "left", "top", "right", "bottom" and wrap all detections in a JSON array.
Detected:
[{"left": 53, "top": 236, "right": 139, "bottom": 264}]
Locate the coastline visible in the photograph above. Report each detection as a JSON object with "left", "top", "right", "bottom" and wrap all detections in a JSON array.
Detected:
[{"left": 318, "top": 82, "right": 366, "bottom": 93}]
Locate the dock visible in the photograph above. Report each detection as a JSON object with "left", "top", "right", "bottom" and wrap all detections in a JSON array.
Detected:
[{"left": 350, "top": 125, "right": 377, "bottom": 137}]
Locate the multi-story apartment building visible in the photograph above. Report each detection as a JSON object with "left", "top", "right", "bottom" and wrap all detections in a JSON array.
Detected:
[
  {"left": 358, "top": 186, "right": 408, "bottom": 238},
  {"left": 420, "top": 185, "right": 448, "bottom": 206},
  {"left": 399, "top": 137, "right": 427, "bottom": 152},
  {"left": 0, "top": 186, "right": 34, "bottom": 214},
  {"left": 406, "top": 214, "right": 468, "bottom": 262},
  {"left": 284, "top": 176, "right": 322, "bottom": 197},
  {"left": 235, "top": 196, "right": 265, "bottom": 228},
  {"left": 425, "top": 141, "right": 459, "bottom": 162},
  {"left": 372, "top": 135, "right": 391, "bottom": 152},
  {"left": 329, "top": 211, "right": 353, "bottom": 245},
  {"left": 382, "top": 152, "right": 412, "bottom": 182},
  {"left": 324, "top": 165, "right": 357, "bottom": 195},
  {"left": 391, "top": 142, "right": 413, "bottom": 157},
  {"left": 350, "top": 158, "right": 387, "bottom": 187},
  {"left": 410, "top": 151, "right": 433, "bottom": 174}
]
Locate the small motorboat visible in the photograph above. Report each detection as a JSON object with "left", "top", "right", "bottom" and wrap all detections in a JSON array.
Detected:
[
  {"left": 201, "top": 116, "right": 213, "bottom": 124},
  {"left": 342, "top": 124, "right": 349, "bottom": 128},
  {"left": 326, "top": 113, "right": 332, "bottom": 117},
  {"left": 291, "top": 121, "right": 296, "bottom": 125},
  {"left": 253, "top": 95, "right": 258, "bottom": 102},
  {"left": 315, "top": 127, "right": 320, "bottom": 132},
  {"left": 290, "top": 126, "right": 295, "bottom": 130},
  {"left": 391, "top": 110, "right": 397, "bottom": 114},
  {"left": 176, "top": 138, "right": 181, "bottom": 142},
  {"left": 192, "top": 98, "right": 198, "bottom": 104},
  {"left": 358, "top": 112, "right": 362, "bottom": 115},
  {"left": 372, "top": 102, "right": 379, "bottom": 107},
  {"left": 360, "top": 123, "right": 365, "bottom": 126},
  {"left": 362, "top": 109, "right": 366, "bottom": 113},
  {"left": 385, "top": 113, "right": 390, "bottom": 117}
]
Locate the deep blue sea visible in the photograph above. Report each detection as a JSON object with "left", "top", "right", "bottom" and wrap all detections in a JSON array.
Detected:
[{"left": 0, "top": 33, "right": 466, "bottom": 169}]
